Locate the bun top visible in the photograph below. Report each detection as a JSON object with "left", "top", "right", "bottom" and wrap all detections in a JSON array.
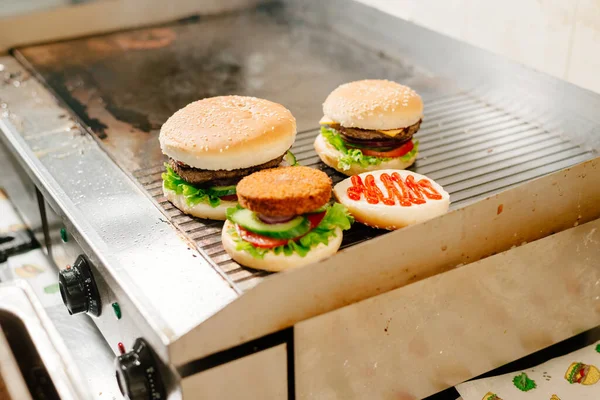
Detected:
[
  {"left": 159, "top": 96, "right": 296, "bottom": 171},
  {"left": 323, "top": 80, "right": 423, "bottom": 130}
]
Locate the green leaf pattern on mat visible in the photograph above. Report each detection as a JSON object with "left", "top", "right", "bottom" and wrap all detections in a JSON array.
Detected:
[{"left": 512, "top": 372, "right": 537, "bottom": 392}]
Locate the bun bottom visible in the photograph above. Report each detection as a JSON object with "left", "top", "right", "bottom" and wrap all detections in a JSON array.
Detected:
[
  {"left": 164, "top": 184, "right": 237, "bottom": 220},
  {"left": 222, "top": 220, "right": 343, "bottom": 272},
  {"left": 333, "top": 169, "right": 450, "bottom": 230},
  {"left": 314, "top": 134, "right": 417, "bottom": 176}
]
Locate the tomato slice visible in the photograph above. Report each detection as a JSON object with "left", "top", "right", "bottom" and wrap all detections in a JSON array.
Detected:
[
  {"left": 238, "top": 226, "right": 289, "bottom": 249},
  {"left": 220, "top": 194, "right": 238, "bottom": 202},
  {"left": 235, "top": 211, "right": 326, "bottom": 249},
  {"left": 361, "top": 141, "right": 414, "bottom": 158},
  {"left": 306, "top": 211, "right": 326, "bottom": 229}
]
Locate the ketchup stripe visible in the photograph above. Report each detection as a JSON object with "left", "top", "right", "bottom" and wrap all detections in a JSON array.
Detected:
[
  {"left": 348, "top": 173, "right": 442, "bottom": 207},
  {"left": 390, "top": 173, "right": 413, "bottom": 206},
  {"left": 365, "top": 175, "right": 385, "bottom": 204},
  {"left": 417, "top": 179, "right": 443, "bottom": 200},
  {"left": 405, "top": 175, "right": 426, "bottom": 204},
  {"left": 380, "top": 174, "right": 404, "bottom": 206}
]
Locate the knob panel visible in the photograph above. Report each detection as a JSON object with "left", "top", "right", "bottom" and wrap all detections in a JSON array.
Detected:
[
  {"left": 58, "top": 254, "right": 101, "bottom": 316},
  {"left": 115, "top": 338, "right": 166, "bottom": 400}
]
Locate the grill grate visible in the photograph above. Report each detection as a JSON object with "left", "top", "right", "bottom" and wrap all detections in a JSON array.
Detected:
[{"left": 134, "top": 92, "right": 593, "bottom": 291}]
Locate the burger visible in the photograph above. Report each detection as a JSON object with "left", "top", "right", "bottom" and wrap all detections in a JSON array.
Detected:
[
  {"left": 565, "top": 362, "right": 600, "bottom": 385},
  {"left": 315, "top": 79, "right": 422, "bottom": 176},
  {"left": 222, "top": 166, "right": 353, "bottom": 271},
  {"left": 159, "top": 96, "right": 297, "bottom": 220},
  {"left": 482, "top": 393, "right": 502, "bottom": 400}
]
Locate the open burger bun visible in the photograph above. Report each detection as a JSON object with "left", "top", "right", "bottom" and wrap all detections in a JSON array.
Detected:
[
  {"left": 323, "top": 79, "right": 423, "bottom": 130},
  {"left": 333, "top": 169, "right": 449, "bottom": 230},
  {"left": 163, "top": 185, "right": 237, "bottom": 220},
  {"left": 314, "top": 134, "right": 417, "bottom": 176},
  {"left": 159, "top": 95, "right": 296, "bottom": 171},
  {"left": 222, "top": 220, "right": 343, "bottom": 272}
]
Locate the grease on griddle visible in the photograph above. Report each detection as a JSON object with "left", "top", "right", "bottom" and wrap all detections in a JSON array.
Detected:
[
  {"left": 105, "top": 104, "right": 155, "bottom": 132},
  {"left": 46, "top": 68, "right": 158, "bottom": 138},
  {"left": 56, "top": 86, "right": 108, "bottom": 137},
  {"left": 45, "top": 71, "right": 108, "bottom": 138}
]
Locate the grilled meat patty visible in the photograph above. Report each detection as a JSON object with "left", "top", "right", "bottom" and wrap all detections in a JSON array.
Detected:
[
  {"left": 337, "top": 119, "right": 421, "bottom": 142},
  {"left": 170, "top": 153, "right": 285, "bottom": 185}
]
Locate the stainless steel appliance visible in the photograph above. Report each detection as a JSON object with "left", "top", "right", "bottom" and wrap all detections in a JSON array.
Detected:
[
  {"left": 1, "top": 0, "right": 599, "bottom": 398},
  {"left": 0, "top": 281, "right": 88, "bottom": 399}
]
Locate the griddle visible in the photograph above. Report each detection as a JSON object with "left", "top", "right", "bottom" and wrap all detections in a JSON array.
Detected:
[{"left": 13, "top": 4, "right": 596, "bottom": 290}]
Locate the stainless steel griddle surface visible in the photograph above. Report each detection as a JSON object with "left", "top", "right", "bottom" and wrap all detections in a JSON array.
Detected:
[{"left": 14, "top": 3, "right": 596, "bottom": 290}]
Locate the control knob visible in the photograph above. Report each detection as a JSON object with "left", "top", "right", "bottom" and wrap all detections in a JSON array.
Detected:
[
  {"left": 115, "top": 338, "right": 166, "bottom": 400},
  {"left": 58, "top": 254, "right": 102, "bottom": 316}
]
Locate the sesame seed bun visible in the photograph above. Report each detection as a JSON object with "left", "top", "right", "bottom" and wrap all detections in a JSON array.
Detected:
[
  {"left": 323, "top": 80, "right": 423, "bottom": 130},
  {"left": 222, "top": 220, "right": 343, "bottom": 271},
  {"left": 333, "top": 169, "right": 449, "bottom": 230},
  {"left": 236, "top": 166, "right": 332, "bottom": 217},
  {"left": 159, "top": 96, "right": 296, "bottom": 171},
  {"left": 163, "top": 184, "right": 237, "bottom": 220},
  {"left": 313, "top": 134, "right": 417, "bottom": 176}
]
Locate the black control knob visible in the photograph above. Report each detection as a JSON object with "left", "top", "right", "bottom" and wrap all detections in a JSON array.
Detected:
[
  {"left": 115, "top": 338, "right": 166, "bottom": 400},
  {"left": 58, "top": 254, "right": 101, "bottom": 316}
]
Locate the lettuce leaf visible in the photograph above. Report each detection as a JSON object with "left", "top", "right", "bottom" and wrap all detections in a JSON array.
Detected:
[
  {"left": 162, "top": 163, "right": 222, "bottom": 208},
  {"left": 320, "top": 126, "right": 419, "bottom": 171},
  {"left": 227, "top": 203, "right": 354, "bottom": 259},
  {"left": 320, "top": 126, "right": 348, "bottom": 153}
]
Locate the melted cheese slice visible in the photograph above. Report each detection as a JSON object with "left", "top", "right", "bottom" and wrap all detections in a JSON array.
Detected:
[
  {"left": 376, "top": 128, "right": 403, "bottom": 137},
  {"left": 319, "top": 116, "right": 404, "bottom": 137}
]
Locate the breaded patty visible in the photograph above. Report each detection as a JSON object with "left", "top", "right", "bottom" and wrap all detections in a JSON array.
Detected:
[{"left": 237, "top": 166, "right": 332, "bottom": 217}]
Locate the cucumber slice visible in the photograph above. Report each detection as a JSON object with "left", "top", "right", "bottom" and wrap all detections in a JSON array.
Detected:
[
  {"left": 230, "top": 208, "right": 310, "bottom": 239},
  {"left": 207, "top": 185, "right": 237, "bottom": 197},
  {"left": 285, "top": 150, "right": 298, "bottom": 166}
]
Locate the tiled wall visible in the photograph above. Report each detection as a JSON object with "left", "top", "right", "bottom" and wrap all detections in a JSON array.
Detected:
[{"left": 357, "top": 0, "right": 600, "bottom": 94}]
